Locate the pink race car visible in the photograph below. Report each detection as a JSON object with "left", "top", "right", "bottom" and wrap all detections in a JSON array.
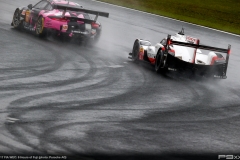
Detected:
[{"left": 11, "top": 0, "right": 109, "bottom": 44}]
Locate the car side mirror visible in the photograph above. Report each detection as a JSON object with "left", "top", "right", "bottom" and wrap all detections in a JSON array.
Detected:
[{"left": 28, "top": 4, "right": 32, "bottom": 9}]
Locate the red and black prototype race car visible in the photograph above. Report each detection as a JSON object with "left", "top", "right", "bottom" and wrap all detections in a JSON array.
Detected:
[
  {"left": 11, "top": 0, "right": 109, "bottom": 44},
  {"left": 129, "top": 29, "right": 231, "bottom": 79}
]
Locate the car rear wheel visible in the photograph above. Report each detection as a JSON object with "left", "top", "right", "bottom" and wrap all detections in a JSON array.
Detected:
[
  {"left": 35, "top": 16, "right": 47, "bottom": 38},
  {"left": 132, "top": 40, "right": 140, "bottom": 62},
  {"left": 86, "top": 33, "right": 101, "bottom": 47},
  {"left": 155, "top": 49, "right": 167, "bottom": 73},
  {"left": 94, "top": 29, "right": 101, "bottom": 43},
  {"left": 12, "top": 9, "right": 23, "bottom": 30}
]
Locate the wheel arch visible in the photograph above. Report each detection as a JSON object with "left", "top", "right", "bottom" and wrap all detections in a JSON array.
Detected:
[
  {"left": 11, "top": 8, "right": 26, "bottom": 28},
  {"left": 11, "top": 7, "right": 30, "bottom": 25},
  {"left": 156, "top": 47, "right": 163, "bottom": 58},
  {"left": 132, "top": 39, "right": 140, "bottom": 51},
  {"left": 17, "top": 7, "right": 28, "bottom": 18}
]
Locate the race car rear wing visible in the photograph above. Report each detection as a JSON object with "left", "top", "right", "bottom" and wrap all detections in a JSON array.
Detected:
[
  {"left": 165, "top": 34, "right": 231, "bottom": 73},
  {"left": 53, "top": 4, "right": 109, "bottom": 21}
]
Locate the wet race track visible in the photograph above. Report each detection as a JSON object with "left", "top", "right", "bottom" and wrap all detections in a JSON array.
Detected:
[{"left": 0, "top": 0, "right": 240, "bottom": 159}]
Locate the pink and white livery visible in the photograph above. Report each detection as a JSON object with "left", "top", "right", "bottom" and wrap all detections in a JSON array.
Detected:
[
  {"left": 129, "top": 28, "right": 231, "bottom": 79},
  {"left": 11, "top": 0, "right": 109, "bottom": 44}
]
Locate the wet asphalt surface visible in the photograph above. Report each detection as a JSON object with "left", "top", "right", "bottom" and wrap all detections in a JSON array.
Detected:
[{"left": 0, "top": 0, "right": 240, "bottom": 159}]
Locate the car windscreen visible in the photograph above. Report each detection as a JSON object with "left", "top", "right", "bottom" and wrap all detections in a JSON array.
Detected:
[{"left": 140, "top": 41, "right": 151, "bottom": 46}]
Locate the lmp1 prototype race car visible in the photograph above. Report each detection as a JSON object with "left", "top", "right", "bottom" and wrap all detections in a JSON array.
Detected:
[
  {"left": 129, "top": 28, "right": 231, "bottom": 79},
  {"left": 11, "top": 0, "right": 109, "bottom": 44}
]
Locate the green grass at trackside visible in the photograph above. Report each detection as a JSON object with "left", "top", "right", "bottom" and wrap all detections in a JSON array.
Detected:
[{"left": 97, "top": 0, "right": 240, "bottom": 35}]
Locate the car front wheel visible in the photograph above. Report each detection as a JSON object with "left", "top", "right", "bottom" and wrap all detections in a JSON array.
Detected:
[
  {"left": 12, "top": 9, "right": 23, "bottom": 30},
  {"left": 35, "top": 16, "right": 47, "bottom": 38},
  {"left": 132, "top": 39, "right": 140, "bottom": 62}
]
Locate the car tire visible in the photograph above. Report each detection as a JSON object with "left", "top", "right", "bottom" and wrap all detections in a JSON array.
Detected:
[
  {"left": 86, "top": 29, "right": 101, "bottom": 47},
  {"left": 94, "top": 29, "right": 101, "bottom": 43},
  {"left": 155, "top": 49, "right": 167, "bottom": 73},
  {"left": 12, "top": 9, "right": 23, "bottom": 30},
  {"left": 35, "top": 16, "right": 47, "bottom": 38},
  {"left": 132, "top": 39, "right": 140, "bottom": 62}
]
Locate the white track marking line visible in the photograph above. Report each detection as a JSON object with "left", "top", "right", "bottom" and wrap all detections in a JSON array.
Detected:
[
  {"left": 91, "top": 0, "right": 240, "bottom": 37},
  {"left": 108, "top": 65, "right": 124, "bottom": 68},
  {"left": 6, "top": 120, "right": 16, "bottom": 123},
  {"left": 6, "top": 117, "right": 19, "bottom": 123},
  {"left": 6, "top": 117, "right": 19, "bottom": 121}
]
